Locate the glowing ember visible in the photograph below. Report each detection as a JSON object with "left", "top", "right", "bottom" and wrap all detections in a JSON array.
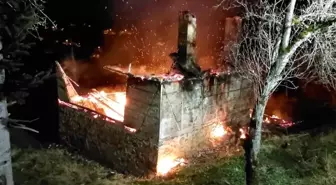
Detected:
[
  {"left": 263, "top": 114, "right": 295, "bottom": 128},
  {"left": 104, "top": 65, "right": 185, "bottom": 82},
  {"left": 125, "top": 126, "right": 136, "bottom": 133},
  {"left": 157, "top": 156, "right": 186, "bottom": 176},
  {"left": 271, "top": 115, "right": 280, "bottom": 119},
  {"left": 211, "top": 124, "right": 227, "bottom": 138},
  {"left": 239, "top": 128, "right": 246, "bottom": 139}
]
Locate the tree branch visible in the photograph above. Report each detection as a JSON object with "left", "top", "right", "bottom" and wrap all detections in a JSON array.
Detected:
[{"left": 281, "top": 0, "right": 297, "bottom": 50}]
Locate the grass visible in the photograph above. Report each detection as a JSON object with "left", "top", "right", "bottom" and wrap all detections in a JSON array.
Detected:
[{"left": 12, "top": 130, "right": 336, "bottom": 185}]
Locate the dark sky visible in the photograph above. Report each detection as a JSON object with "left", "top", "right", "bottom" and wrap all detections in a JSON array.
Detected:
[{"left": 46, "top": 0, "right": 112, "bottom": 29}]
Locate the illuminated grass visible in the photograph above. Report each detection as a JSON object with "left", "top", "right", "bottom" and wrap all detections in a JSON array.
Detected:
[{"left": 12, "top": 130, "right": 336, "bottom": 185}]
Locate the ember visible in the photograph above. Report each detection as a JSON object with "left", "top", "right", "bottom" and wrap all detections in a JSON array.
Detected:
[
  {"left": 249, "top": 108, "right": 295, "bottom": 128},
  {"left": 104, "top": 65, "right": 185, "bottom": 82},
  {"left": 157, "top": 156, "right": 186, "bottom": 176},
  {"left": 263, "top": 114, "right": 295, "bottom": 128}
]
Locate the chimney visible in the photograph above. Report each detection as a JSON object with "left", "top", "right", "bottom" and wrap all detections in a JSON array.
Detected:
[{"left": 177, "top": 10, "right": 197, "bottom": 63}]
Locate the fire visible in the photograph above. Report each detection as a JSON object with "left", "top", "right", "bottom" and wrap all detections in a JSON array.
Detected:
[
  {"left": 70, "top": 90, "right": 126, "bottom": 122},
  {"left": 263, "top": 114, "right": 295, "bottom": 128},
  {"left": 271, "top": 115, "right": 280, "bottom": 119},
  {"left": 57, "top": 62, "right": 129, "bottom": 122},
  {"left": 104, "top": 65, "right": 186, "bottom": 82},
  {"left": 211, "top": 124, "right": 227, "bottom": 138},
  {"left": 239, "top": 128, "right": 246, "bottom": 139},
  {"left": 156, "top": 156, "right": 186, "bottom": 176},
  {"left": 59, "top": 99, "right": 136, "bottom": 133}
]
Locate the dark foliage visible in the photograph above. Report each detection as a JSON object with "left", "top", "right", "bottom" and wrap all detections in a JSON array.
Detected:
[{"left": 0, "top": 0, "right": 52, "bottom": 104}]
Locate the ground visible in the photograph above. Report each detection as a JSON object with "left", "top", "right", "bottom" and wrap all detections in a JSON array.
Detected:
[{"left": 11, "top": 128, "right": 336, "bottom": 185}]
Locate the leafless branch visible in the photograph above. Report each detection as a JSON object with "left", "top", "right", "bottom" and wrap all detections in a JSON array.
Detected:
[
  {"left": 222, "top": 0, "right": 336, "bottom": 97},
  {"left": 7, "top": 118, "right": 40, "bottom": 133}
]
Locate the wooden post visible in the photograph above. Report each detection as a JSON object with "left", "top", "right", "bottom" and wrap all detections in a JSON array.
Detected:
[{"left": 56, "top": 62, "right": 78, "bottom": 100}]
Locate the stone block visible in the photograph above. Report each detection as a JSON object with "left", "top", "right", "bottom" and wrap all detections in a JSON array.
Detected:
[
  {"left": 161, "top": 82, "right": 181, "bottom": 94},
  {"left": 159, "top": 117, "right": 182, "bottom": 139},
  {"left": 183, "top": 97, "right": 203, "bottom": 110},
  {"left": 214, "top": 81, "right": 228, "bottom": 95},
  {"left": 181, "top": 107, "right": 202, "bottom": 126},
  {"left": 202, "top": 96, "right": 215, "bottom": 107},
  {"left": 214, "top": 93, "right": 228, "bottom": 105},
  {"left": 161, "top": 91, "right": 183, "bottom": 106},
  {"left": 126, "top": 100, "right": 160, "bottom": 115},
  {"left": 228, "top": 89, "right": 241, "bottom": 101},
  {"left": 241, "top": 79, "right": 252, "bottom": 89},
  {"left": 127, "top": 87, "right": 161, "bottom": 104},
  {"left": 229, "top": 75, "right": 242, "bottom": 91},
  {"left": 161, "top": 104, "right": 182, "bottom": 123},
  {"left": 127, "top": 77, "right": 161, "bottom": 93}
]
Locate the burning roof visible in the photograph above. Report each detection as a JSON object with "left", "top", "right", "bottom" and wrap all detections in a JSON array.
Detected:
[{"left": 103, "top": 65, "right": 231, "bottom": 83}]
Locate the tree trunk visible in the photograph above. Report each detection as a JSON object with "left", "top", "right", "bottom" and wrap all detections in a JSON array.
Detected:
[
  {"left": 0, "top": 42, "right": 14, "bottom": 185},
  {"left": 244, "top": 97, "right": 268, "bottom": 185}
]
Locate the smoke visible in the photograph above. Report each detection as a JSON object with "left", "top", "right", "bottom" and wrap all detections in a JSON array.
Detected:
[
  {"left": 60, "top": 0, "right": 240, "bottom": 89},
  {"left": 61, "top": 58, "right": 127, "bottom": 91},
  {"left": 100, "top": 0, "right": 237, "bottom": 74}
]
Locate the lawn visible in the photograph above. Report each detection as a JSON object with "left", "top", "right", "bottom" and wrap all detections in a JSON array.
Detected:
[{"left": 12, "top": 130, "right": 336, "bottom": 185}]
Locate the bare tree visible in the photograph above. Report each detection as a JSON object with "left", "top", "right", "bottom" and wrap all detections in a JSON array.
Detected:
[
  {"left": 216, "top": 0, "right": 336, "bottom": 184},
  {"left": 0, "top": 0, "right": 54, "bottom": 184}
]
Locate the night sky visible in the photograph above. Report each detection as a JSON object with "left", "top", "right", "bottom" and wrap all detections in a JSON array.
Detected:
[{"left": 41, "top": 0, "right": 239, "bottom": 71}]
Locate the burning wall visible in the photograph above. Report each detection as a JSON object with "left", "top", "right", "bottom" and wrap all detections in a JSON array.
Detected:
[
  {"left": 56, "top": 10, "right": 252, "bottom": 176},
  {"left": 59, "top": 101, "right": 158, "bottom": 176},
  {"left": 124, "top": 74, "right": 253, "bottom": 175},
  {"left": 57, "top": 68, "right": 254, "bottom": 176}
]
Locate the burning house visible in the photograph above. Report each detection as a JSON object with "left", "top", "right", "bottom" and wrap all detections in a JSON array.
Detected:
[{"left": 57, "top": 11, "right": 254, "bottom": 177}]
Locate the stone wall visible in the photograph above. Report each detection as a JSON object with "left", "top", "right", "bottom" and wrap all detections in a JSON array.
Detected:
[
  {"left": 58, "top": 73, "right": 254, "bottom": 176},
  {"left": 157, "top": 74, "right": 254, "bottom": 159},
  {"left": 123, "top": 77, "right": 161, "bottom": 133},
  {"left": 59, "top": 103, "right": 159, "bottom": 177}
]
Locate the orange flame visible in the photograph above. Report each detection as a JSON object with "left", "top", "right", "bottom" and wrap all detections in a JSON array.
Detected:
[
  {"left": 157, "top": 156, "right": 185, "bottom": 176},
  {"left": 271, "top": 115, "right": 280, "bottom": 119},
  {"left": 211, "top": 124, "right": 227, "bottom": 138},
  {"left": 239, "top": 128, "right": 246, "bottom": 139},
  {"left": 71, "top": 90, "right": 126, "bottom": 122},
  {"left": 58, "top": 99, "right": 136, "bottom": 133}
]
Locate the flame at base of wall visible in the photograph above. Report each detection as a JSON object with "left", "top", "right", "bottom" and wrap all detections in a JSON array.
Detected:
[
  {"left": 156, "top": 156, "right": 186, "bottom": 176},
  {"left": 156, "top": 123, "right": 248, "bottom": 176},
  {"left": 211, "top": 124, "right": 228, "bottom": 138}
]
